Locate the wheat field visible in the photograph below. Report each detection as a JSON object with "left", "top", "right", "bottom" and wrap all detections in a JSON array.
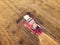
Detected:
[{"left": 0, "top": 0, "right": 60, "bottom": 45}]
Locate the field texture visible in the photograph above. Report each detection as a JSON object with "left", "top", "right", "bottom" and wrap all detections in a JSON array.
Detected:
[{"left": 0, "top": 0, "right": 60, "bottom": 45}]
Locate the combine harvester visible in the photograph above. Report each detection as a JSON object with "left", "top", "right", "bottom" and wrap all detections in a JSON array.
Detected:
[{"left": 16, "top": 12, "right": 43, "bottom": 35}]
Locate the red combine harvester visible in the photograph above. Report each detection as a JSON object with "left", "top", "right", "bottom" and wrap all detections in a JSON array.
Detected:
[{"left": 16, "top": 12, "right": 43, "bottom": 35}]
